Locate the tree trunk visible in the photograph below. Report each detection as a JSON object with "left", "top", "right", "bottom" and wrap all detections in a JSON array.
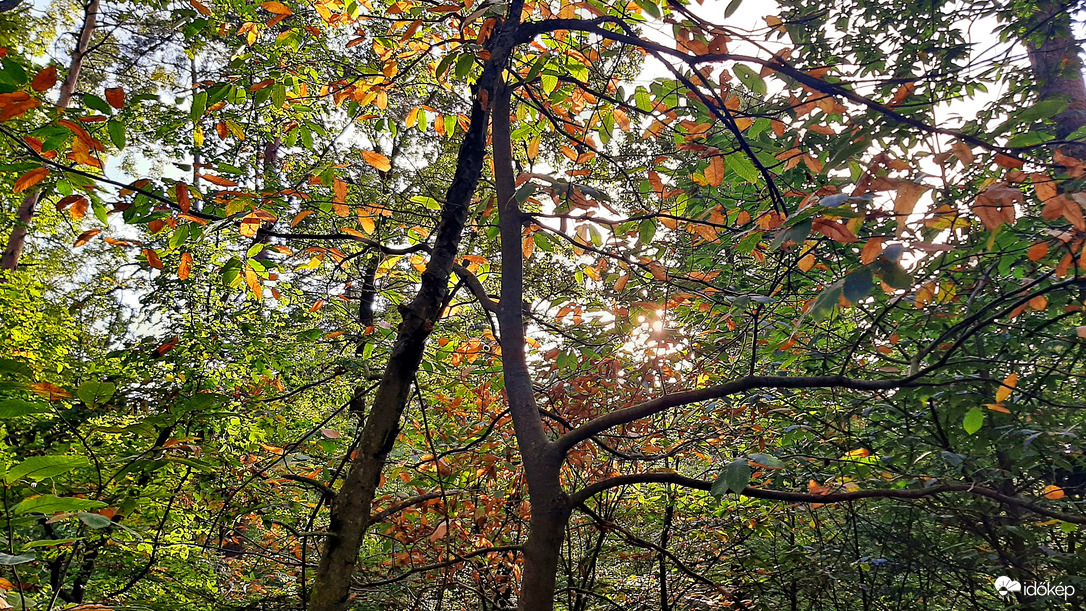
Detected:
[
  {"left": 492, "top": 80, "right": 574, "bottom": 611},
  {"left": 1, "top": 0, "right": 99, "bottom": 271},
  {"left": 1024, "top": 1, "right": 1086, "bottom": 159},
  {"left": 307, "top": 7, "right": 527, "bottom": 609}
]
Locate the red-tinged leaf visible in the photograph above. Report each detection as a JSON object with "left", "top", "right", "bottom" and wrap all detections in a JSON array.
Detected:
[
  {"left": 310, "top": 299, "right": 325, "bottom": 312},
  {"left": 178, "top": 252, "right": 193, "bottom": 280},
  {"left": 249, "top": 79, "right": 274, "bottom": 92},
  {"left": 320, "top": 428, "right": 340, "bottom": 438},
  {"left": 105, "top": 87, "right": 125, "bottom": 109},
  {"left": 994, "top": 154, "right": 1023, "bottom": 169},
  {"left": 175, "top": 182, "right": 191, "bottom": 213},
  {"left": 30, "top": 382, "right": 71, "bottom": 401},
  {"left": 73, "top": 229, "right": 101, "bottom": 247},
  {"left": 153, "top": 337, "right": 179, "bottom": 356},
  {"left": 14, "top": 168, "right": 48, "bottom": 192},
  {"left": 142, "top": 248, "right": 164, "bottom": 269},
  {"left": 361, "top": 150, "right": 391, "bottom": 172},
  {"left": 0, "top": 91, "right": 41, "bottom": 121},
  {"left": 291, "top": 210, "right": 315, "bottom": 227},
  {"left": 56, "top": 195, "right": 84, "bottom": 211},
  {"left": 812, "top": 218, "right": 858, "bottom": 243},
  {"left": 261, "top": 0, "right": 292, "bottom": 14},
  {"left": 31, "top": 65, "right": 58, "bottom": 92}
]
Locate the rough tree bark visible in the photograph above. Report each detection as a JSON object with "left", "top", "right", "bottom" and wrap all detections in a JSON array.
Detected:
[
  {"left": 1024, "top": 1, "right": 1086, "bottom": 159},
  {"left": 0, "top": 0, "right": 99, "bottom": 271},
  {"left": 306, "top": 3, "right": 527, "bottom": 609}
]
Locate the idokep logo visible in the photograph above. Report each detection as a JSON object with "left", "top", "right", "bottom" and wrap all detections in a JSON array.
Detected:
[
  {"left": 994, "top": 576, "right": 1076, "bottom": 600},
  {"left": 995, "top": 576, "right": 1021, "bottom": 596}
]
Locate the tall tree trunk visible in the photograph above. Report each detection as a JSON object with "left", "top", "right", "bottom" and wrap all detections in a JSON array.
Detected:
[
  {"left": 307, "top": 6, "right": 526, "bottom": 609},
  {"left": 492, "top": 80, "right": 572, "bottom": 611},
  {"left": 1024, "top": 1, "right": 1086, "bottom": 159},
  {"left": 1, "top": 0, "right": 99, "bottom": 271}
]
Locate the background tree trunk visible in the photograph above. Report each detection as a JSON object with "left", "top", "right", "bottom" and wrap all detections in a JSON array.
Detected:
[{"left": 1, "top": 0, "right": 99, "bottom": 271}]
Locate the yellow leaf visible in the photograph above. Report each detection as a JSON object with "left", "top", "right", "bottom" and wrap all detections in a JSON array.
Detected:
[
  {"left": 361, "top": 150, "right": 391, "bottom": 172},
  {"left": 798, "top": 252, "right": 815, "bottom": 272},
  {"left": 846, "top": 448, "right": 870, "bottom": 458},
  {"left": 260, "top": 0, "right": 292, "bottom": 14},
  {"left": 995, "top": 373, "right": 1018, "bottom": 403},
  {"left": 358, "top": 213, "right": 375, "bottom": 234}
]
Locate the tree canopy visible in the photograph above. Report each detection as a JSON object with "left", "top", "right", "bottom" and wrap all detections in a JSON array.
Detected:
[{"left": 1, "top": 0, "right": 1086, "bottom": 609}]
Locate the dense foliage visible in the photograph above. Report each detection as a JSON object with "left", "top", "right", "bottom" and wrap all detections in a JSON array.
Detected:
[{"left": 1, "top": 0, "right": 1086, "bottom": 609}]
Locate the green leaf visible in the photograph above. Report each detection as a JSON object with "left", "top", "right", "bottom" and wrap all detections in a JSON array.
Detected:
[
  {"left": 107, "top": 120, "right": 126, "bottom": 149},
  {"left": 963, "top": 408, "right": 984, "bottom": 435},
  {"left": 0, "top": 552, "right": 35, "bottom": 565},
  {"left": 634, "top": 0, "right": 660, "bottom": 18},
  {"left": 83, "top": 94, "right": 112, "bottom": 115},
  {"left": 842, "top": 267, "right": 875, "bottom": 304},
  {"left": 78, "top": 512, "right": 113, "bottom": 529},
  {"left": 873, "top": 260, "right": 913, "bottom": 290},
  {"left": 748, "top": 453, "right": 785, "bottom": 469},
  {"left": 809, "top": 282, "right": 843, "bottom": 320},
  {"left": 190, "top": 91, "right": 208, "bottom": 122},
  {"left": 5, "top": 455, "right": 90, "bottom": 483},
  {"left": 77, "top": 380, "right": 116, "bottom": 407},
  {"left": 410, "top": 195, "right": 441, "bottom": 210},
  {"left": 13, "top": 495, "right": 107, "bottom": 515},
  {"left": 724, "top": 0, "right": 742, "bottom": 18},
  {"left": 733, "top": 64, "right": 766, "bottom": 95},
  {"left": 727, "top": 154, "right": 759, "bottom": 184},
  {"left": 711, "top": 458, "right": 752, "bottom": 498},
  {"left": 638, "top": 219, "right": 656, "bottom": 244},
  {"left": 0, "top": 358, "right": 33, "bottom": 378},
  {"left": 0, "top": 399, "right": 50, "bottom": 419}
]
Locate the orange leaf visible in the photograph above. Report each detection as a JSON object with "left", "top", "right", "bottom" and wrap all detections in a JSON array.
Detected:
[
  {"left": 73, "top": 229, "right": 101, "bottom": 247},
  {"left": 361, "top": 150, "right": 391, "bottom": 172},
  {"left": 30, "top": 382, "right": 71, "bottom": 401},
  {"left": 261, "top": 0, "right": 293, "bottom": 14},
  {"left": 31, "top": 65, "right": 58, "bottom": 92},
  {"left": 1043, "top": 485, "right": 1065, "bottom": 500},
  {"left": 240, "top": 214, "right": 262, "bottom": 238},
  {"left": 143, "top": 248, "right": 164, "bottom": 269},
  {"left": 704, "top": 155, "right": 724, "bottom": 187},
  {"left": 893, "top": 181, "right": 926, "bottom": 238},
  {"left": 178, "top": 252, "right": 192, "bottom": 280},
  {"left": 14, "top": 167, "right": 48, "bottom": 192},
  {"left": 291, "top": 210, "right": 315, "bottom": 227},
  {"left": 358, "top": 213, "right": 375, "bottom": 234},
  {"left": 105, "top": 87, "right": 125, "bottom": 109},
  {"left": 333, "top": 178, "right": 348, "bottom": 203},
  {"left": 861, "top": 238, "right": 884, "bottom": 264},
  {"left": 310, "top": 299, "right": 325, "bottom": 312},
  {"left": 69, "top": 198, "right": 88, "bottom": 220},
  {"left": 995, "top": 373, "right": 1017, "bottom": 403},
  {"left": 812, "top": 218, "right": 858, "bottom": 243},
  {"left": 153, "top": 337, "right": 178, "bottom": 356},
  {"left": 189, "top": 0, "right": 211, "bottom": 13},
  {"left": 1028, "top": 242, "right": 1048, "bottom": 261},
  {"left": 175, "top": 182, "right": 191, "bottom": 213},
  {"left": 985, "top": 403, "right": 1011, "bottom": 414}
]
